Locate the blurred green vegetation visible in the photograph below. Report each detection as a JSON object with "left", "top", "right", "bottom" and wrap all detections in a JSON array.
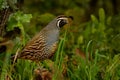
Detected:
[{"left": 0, "top": 0, "right": 120, "bottom": 80}]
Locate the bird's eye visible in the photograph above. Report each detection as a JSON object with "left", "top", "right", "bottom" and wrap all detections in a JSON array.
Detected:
[{"left": 57, "top": 19, "right": 67, "bottom": 28}]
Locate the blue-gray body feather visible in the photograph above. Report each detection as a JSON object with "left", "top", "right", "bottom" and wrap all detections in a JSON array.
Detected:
[
  {"left": 15, "top": 15, "right": 71, "bottom": 61},
  {"left": 18, "top": 18, "right": 60, "bottom": 61}
]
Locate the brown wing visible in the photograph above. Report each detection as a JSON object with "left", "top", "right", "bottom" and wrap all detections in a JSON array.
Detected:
[{"left": 17, "top": 32, "right": 47, "bottom": 61}]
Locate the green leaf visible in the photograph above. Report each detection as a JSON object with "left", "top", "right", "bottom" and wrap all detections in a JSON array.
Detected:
[
  {"left": 91, "top": 14, "right": 98, "bottom": 24},
  {"left": 7, "top": 11, "right": 32, "bottom": 31},
  {"left": 0, "top": 0, "right": 9, "bottom": 9},
  {"left": 13, "top": 11, "right": 32, "bottom": 23},
  {"left": 99, "top": 8, "right": 105, "bottom": 23},
  {"left": 21, "top": 14, "right": 32, "bottom": 23}
]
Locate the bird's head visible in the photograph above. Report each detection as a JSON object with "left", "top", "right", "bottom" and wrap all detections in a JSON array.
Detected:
[
  {"left": 46, "top": 15, "right": 73, "bottom": 29},
  {"left": 56, "top": 15, "right": 73, "bottom": 29}
]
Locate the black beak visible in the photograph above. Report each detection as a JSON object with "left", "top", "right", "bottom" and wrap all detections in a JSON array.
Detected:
[{"left": 68, "top": 16, "right": 74, "bottom": 20}]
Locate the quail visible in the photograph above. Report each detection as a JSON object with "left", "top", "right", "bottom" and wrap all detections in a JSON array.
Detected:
[{"left": 12, "top": 15, "right": 73, "bottom": 62}]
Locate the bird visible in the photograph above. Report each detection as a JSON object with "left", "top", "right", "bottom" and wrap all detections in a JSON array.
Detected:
[{"left": 12, "top": 15, "right": 73, "bottom": 62}]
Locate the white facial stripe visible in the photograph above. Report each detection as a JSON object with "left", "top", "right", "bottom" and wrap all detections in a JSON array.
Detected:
[
  {"left": 57, "top": 19, "right": 61, "bottom": 28},
  {"left": 56, "top": 17, "right": 68, "bottom": 28},
  {"left": 57, "top": 17, "right": 68, "bottom": 21}
]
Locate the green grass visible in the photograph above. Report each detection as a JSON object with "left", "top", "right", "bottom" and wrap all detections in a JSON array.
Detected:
[
  {"left": 0, "top": 8, "right": 120, "bottom": 80},
  {"left": 0, "top": 30, "right": 120, "bottom": 80}
]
